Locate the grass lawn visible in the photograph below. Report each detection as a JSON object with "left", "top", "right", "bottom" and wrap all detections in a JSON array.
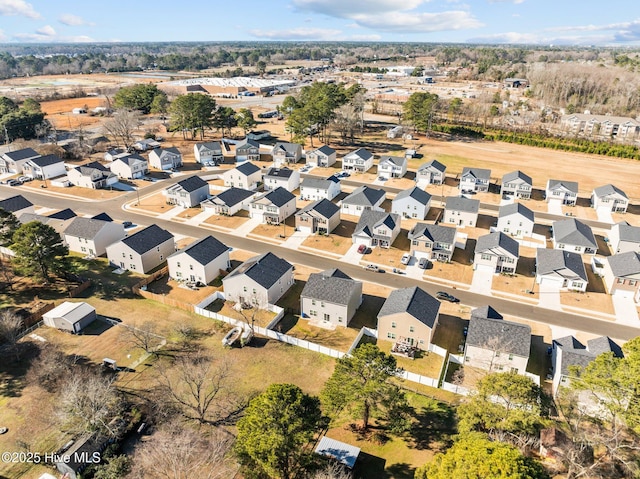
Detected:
[
  {"left": 249, "top": 223, "right": 287, "bottom": 243},
  {"left": 174, "top": 207, "right": 201, "bottom": 219},
  {"left": 377, "top": 340, "right": 444, "bottom": 379},
  {"left": 146, "top": 276, "right": 220, "bottom": 304},
  {"left": 204, "top": 298, "right": 277, "bottom": 328},
  {"left": 301, "top": 233, "right": 352, "bottom": 256},
  {"left": 203, "top": 211, "right": 250, "bottom": 230},
  {"left": 427, "top": 258, "right": 473, "bottom": 286},
  {"left": 130, "top": 191, "right": 171, "bottom": 214},
  {"left": 276, "top": 314, "right": 361, "bottom": 352},
  {"left": 431, "top": 314, "right": 468, "bottom": 355}
]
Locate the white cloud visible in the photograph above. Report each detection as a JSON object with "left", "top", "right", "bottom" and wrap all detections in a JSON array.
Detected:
[
  {"left": 0, "top": 29, "right": 6, "bottom": 41},
  {"left": 13, "top": 30, "right": 94, "bottom": 42},
  {"left": 0, "top": 0, "right": 39, "bottom": 18},
  {"left": 35, "top": 25, "right": 56, "bottom": 36},
  {"left": 351, "top": 10, "right": 483, "bottom": 33},
  {"left": 59, "top": 13, "right": 92, "bottom": 26},
  {"left": 293, "top": 0, "right": 425, "bottom": 17},
  {"left": 250, "top": 27, "right": 343, "bottom": 40}
]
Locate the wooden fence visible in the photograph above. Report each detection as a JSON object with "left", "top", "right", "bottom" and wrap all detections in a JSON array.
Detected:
[
  {"left": 22, "top": 302, "right": 55, "bottom": 329},
  {"left": 68, "top": 280, "right": 92, "bottom": 298},
  {"left": 131, "top": 266, "right": 169, "bottom": 294}
]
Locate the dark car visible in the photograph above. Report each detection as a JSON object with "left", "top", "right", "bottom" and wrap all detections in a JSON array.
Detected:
[
  {"left": 436, "top": 291, "right": 459, "bottom": 302},
  {"left": 122, "top": 221, "right": 133, "bottom": 228},
  {"left": 418, "top": 257, "right": 432, "bottom": 269}
]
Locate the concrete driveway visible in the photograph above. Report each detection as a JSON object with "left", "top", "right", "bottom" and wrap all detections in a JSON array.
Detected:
[
  {"left": 231, "top": 216, "right": 262, "bottom": 236},
  {"left": 282, "top": 229, "right": 311, "bottom": 249},
  {"left": 470, "top": 267, "right": 494, "bottom": 295},
  {"left": 547, "top": 199, "right": 563, "bottom": 215},
  {"left": 612, "top": 295, "right": 640, "bottom": 327},
  {"left": 538, "top": 280, "right": 563, "bottom": 311},
  {"left": 340, "top": 243, "right": 366, "bottom": 265},
  {"left": 595, "top": 207, "right": 613, "bottom": 224}
]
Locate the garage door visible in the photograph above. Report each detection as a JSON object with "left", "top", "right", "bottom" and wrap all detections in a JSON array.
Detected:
[
  {"left": 474, "top": 263, "right": 494, "bottom": 273},
  {"left": 538, "top": 275, "right": 563, "bottom": 287},
  {"left": 298, "top": 226, "right": 312, "bottom": 234},
  {"left": 613, "top": 288, "right": 635, "bottom": 299}
]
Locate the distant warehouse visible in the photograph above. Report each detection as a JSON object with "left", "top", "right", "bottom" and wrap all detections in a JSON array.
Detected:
[{"left": 158, "top": 77, "right": 296, "bottom": 96}]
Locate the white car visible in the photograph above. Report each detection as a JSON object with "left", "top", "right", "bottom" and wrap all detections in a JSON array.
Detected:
[{"left": 401, "top": 253, "right": 412, "bottom": 265}]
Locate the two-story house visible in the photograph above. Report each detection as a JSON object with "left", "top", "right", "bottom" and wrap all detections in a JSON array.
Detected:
[
  {"left": 546, "top": 179, "right": 579, "bottom": 206},
  {"left": 167, "top": 235, "right": 230, "bottom": 285},
  {"left": 536, "top": 248, "right": 588, "bottom": 292},
  {"left": 391, "top": 187, "right": 431, "bottom": 220},
  {"left": 271, "top": 142, "right": 302, "bottom": 166},
  {"left": 496, "top": 202, "right": 535, "bottom": 238},
  {"left": 459, "top": 167, "right": 491, "bottom": 193},
  {"left": 63, "top": 217, "right": 126, "bottom": 257},
  {"left": 474, "top": 232, "right": 520, "bottom": 274},
  {"left": 194, "top": 141, "right": 224, "bottom": 165},
  {"left": 0, "top": 147, "right": 40, "bottom": 174},
  {"left": 23, "top": 154, "right": 66, "bottom": 180},
  {"left": 295, "top": 199, "right": 340, "bottom": 235},
  {"left": 342, "top": 148, "right": 374, "bottom": 172},
  {"left": 222, "top": 162, "right": 262, "bottom": 190},
  {"left": 552, "top": 218, "right": 597, "bottom": 255},
  {"left": 300, "top": 269, "right": 362, "bottom": 327},
  {"left": 408, "top": 223, "right": 456, "bottom": 262},
  {"left": 201, "top": 187, "right": 256, "bottom": 216},
  {"left": 109, "top": 154, "right": 148, "bottom": 179},
  {"left": 591, "top": 184, "right": 628, "bottom": 213},
  {"left": 305, "top": 145, "right": 336, "bottom": 167},
  {"left": 501, "top": 170, "right": 533, "bottom": 199},
  {"left": 300, "top": 176, "right": 341, "bottom": 201},
  {"left": 235, "top": 138, "right": 260, "bottom": 162},
  {"left": 352, "top": 210, "right": 401, "bottom": 249},
  {"left": 608, "top": 221, "right": 640, "bottom": 254},
  {"left": 106, "top": 224, "right": 175, "bottom": 274},
  {"left": 67, "top": 161, "right": 117, "bottom": 189},
  {"left": 263, "top": 167, "right": 300, "bottom": 192},
  {"left": 378, "top": 156, "right": 407, "bottom": 179},
  {"left": 0, "top": 195, "right": 34, "bottom": 217},
  {"left": 250, "top": 187, "right": 296, "bottom": 225},
  {"left": 601, "top": 251, "right": 640, "bottom": 302},
  {"left": 341, "top": 186, "right": 385, "bottom": 217},
  {"left": 149, "top": 147, "right": 182, "bottom": 170},
  {"left": 165, "top": 175, "right": 210, "bottom": 208},
  {"left": 443, "top": 196, "right": 480, "bottom": 227},
  {"left": 415, "top": 159, "right": 446, "bottom": 186}
]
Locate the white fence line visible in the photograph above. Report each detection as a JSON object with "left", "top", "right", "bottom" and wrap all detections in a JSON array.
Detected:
[
  {"left": 400, "top": 370, "right": 439, "bottom": 388},
  {"left": 428, "top": 343, "right": 448, "bottom": 357},
  {"left": 442, "top": 381, "right": 472, "bottom": 396}
]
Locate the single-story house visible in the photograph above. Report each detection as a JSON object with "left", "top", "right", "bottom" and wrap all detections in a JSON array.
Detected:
[
  {"left": 67, "top": 161, "right": 118, "bottom": 189},
  {"left": 201, "top": 187, "right": 256, "bottom": 216},
  {"left": 167, "top": 235, "right": 230, "bottom": 285},
  {"left": 416, "top": 159, "right": 446, "bottom": 186},
  {"left": 149, "top": 147, "right": 182, "bottom": 170},
  {"left": 501, "top": 170, "right": 533, "bottom": 200},
  {"left": 299, "top": 175, "right": 341, "bottom": 201},
  {"left": 342, "top": 148, "right": 373, "bottom": 172},
  {"left": 601, "top": 251, "right": 640, "bottom": 302},
  {"left": 63, "top": 217, "right": 126, "bottom": 257},
  {"left": 272, "top": 142, "right": 302, "bottom": 166},
  {"left": 408, "top": 223, "right": 456, "bottom": 262},
  {"left": 133, "top": 138, "right": 160, "bottom": 151},
  {"left": 546, "top": 179, "right": 578, "bottom": 206},
  {"left": 536, "top": 248, "right": 588, "bottom": 292},
  {"left": 459, "top": 167, "right": 491, "bottom": 193},
  {"left": 106, "top": 224, "right": 175, "bottom": 274},
  {"left": 0, "top": 147, "right": 40, "bottom": 174},
  {"left": 247, "top": 129, "right": 272, "bottom": 141},
  {"left": 235, "top": 138, "right": 260, "bottom": 162},
  {"left": 250, "top": 187, "right": 296, "bottom": 225},
  {"left": 109, "top": 154, "right": 148, "bottom": 179},
  {"left": 295, "top": 199, "right": 340, "bottom": 235},
  {"left": 496, "top": 202, "right": 535, "bottom": 238},
  {"left": 263, "top": 167, "right": 300, "bottom": 192},
  {"left": 222, "top": 161, "right": 262, "bottom": 190},
  {"left": 552, "top": 218, "right": 597, "bottom": 255},
  {"left": 608, "top": 221, "right": 640, "bottom": 254},
  {"left": 306, "top": 145, "right": 336, "bottom": 167},
  {"left": 352, "top": 209, "right": 401, "bottom": 249},
  {"left": 165, "top": 175, "right": 210, "bottom": 208},
  {"left": 474, "top": 232, "right": 520, "bottom": 274},
  {"left": 591, "top": 184, "right": 628, "bottom": 213},
  {"left": 443, "top": 196, "right": 480, "bottom": 227},
  {"left": 0, "top": 195, "right": 34, "bottom": 217},
  {"left": 341, "top": 186, "right": 385, "bottom": 217},
  {"left": 300, "top": 269, "right": 362, "bottom": 327},
  {"left": 391, "top": 186, "right": 431, "bottom": 220},
  {"left": 194, "top": 141, "right": 223, "bottom": 164},
  {"left": 23, "top": 154, "right": 66, "bottom": 180},
  {"left": 378, "top": 155, "right": 407, "bottom": 179},
  {"left": 43, "top": 301, "right": 96, "bottom": 334},
  {"left": 104, "top": 148, "right": 129, "bottom": 162}
]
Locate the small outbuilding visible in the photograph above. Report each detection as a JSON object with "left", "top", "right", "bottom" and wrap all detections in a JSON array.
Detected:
[
  {"left": 43, "top": 302, "right": 96, "bottom": 333},
  {"left": 314, "top": 436, "right": 361, "bottom": 470}
]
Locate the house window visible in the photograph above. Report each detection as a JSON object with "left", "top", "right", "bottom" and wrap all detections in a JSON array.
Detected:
[
  {"left": 189, "top": 265, "right": 193, "bottom": 270},
  {"left": 409, "top": 326, "right": 414, "bottom": 333},
  {"left": 338, "top": 317, "right": 343, "bottom": 322},
  {"left": 311, "top": 299, "right": 316, "bottom": 305},
  {"left": 310, "top": 310, "right": 317, "bottom": 316},
  {"left": 320, "top": 302, "right": 325, "bottom": 308},
  {"left": 481, "top": 254, "right": 493, "bottom": 261},
  {"left": 177, "top": 262, "right": 181, "bottom": 268},
  {"left": 412, "top": 240, "right": 418, "bottom": 246},
  {"left": 387, "top": 332, "right": 396, "bottom": 339},
  {"left": 630, "top": 280, "right": 637, "bottom": 286},
  {"left": 130, "top": 264, "right": 136, "bottom": 270},
  {"left": 391, "top": 321, "right": 396, "bottom": 328},
  {"left": 176, "top": 272, "right": 182, "bottom": 277},
  {"left": 323, "top": 314, "right": 330, "bottom": 321},
  {"left": 508, "top": 354, "right": 514, "bottom": 360},
  {"left": 574, "top": 246, "right": 581, "bottom": 251},
  {"left": 243, "top": 286, "right": 247, "bottom": 292},
  {"left": 571, "top": 281, "right": 583, "bottom": 288}
]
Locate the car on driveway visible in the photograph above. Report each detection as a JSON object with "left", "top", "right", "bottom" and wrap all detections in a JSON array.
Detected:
[
  {"left": 401, "top": 253, "right": 412, "bottom": 265},
  {"left": 17, "top": 176, "right": 31, "bottom": 183},
  {"left": 418, "top": 257, "right": 432, "bottom": 269},
  {"left": 357, "top": 244, "right": 369, "bottom": 254},
  {"left": 436, "top": 291, "right": 459, "bottom": 302}
]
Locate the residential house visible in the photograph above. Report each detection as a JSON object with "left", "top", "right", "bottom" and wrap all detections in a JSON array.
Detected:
[
  {"left": 341, "top": 186, "right": 385, "bottom": 217},
  {"left": 222, "top": 252, "right": 294, "bottom": 308},
  {"left": 271, "top": 142, "right": 302, "bottom": 166},
  {"left": 106, "top": 224, "right": 175, "bottom": 274},
  {"left": 235, "top": 138, "right": 260, "bottom": 162},
  {"left": 416, "top": 159, "right": 446, "bottom": 186},
  {"left": 608, "top": 221, "right": 640, "bottom": 254},
  {"left": 300, "top": 269, "right": 362, "bottom": 327},
  {"left": 263, "top": 167, "right": 300, "bottom": 192},
  {"left": 222, "top": 162, "right": 262, "bottom": 190},
  {"left": 300, "top": 176, "right": 341, "bottom": 201},
  {"left": 165, "top": 175, "right": 210, "bottom": 208},
  {"left": 378, "top": 156, "right": 407, "bottom": 179},
  {"left": 167, "top": 235, "right": 230, "bottom": 285},
  {"left": 67, "top": 161, "right": 117, "bottom": 189},
  {"left": 352, "top": 209, "right": 401, "bottom": 249},
  {"left": 104, "top": 148, "right": 129, "bottom": 162},
  {"left": 496, "top": 202, "right": 535, "bottom": 238},
  {"left": 305, "top": 145, "right": 336, "bottom": 167},
  {"left": 591, "top": 184, "right": 628, "bottom": 213},
  {"left": 391, "top": 187, "right": 431, "bottom": 220},
  {"left": 148, "top": 147, "right": 182, "bottom": 170},
  {"left": 48, "top": 208, "right": 76, "bottom": 220},
  {"left": 501, "top": 170, "right": 533, "bottom": 199},
  {"left": 0, "top": 147, "right": 40, "bottom": 174},
  {"left": 552, "top": 218, "right": 597, "bottom": 255},
  {"left": 250, "top": 187, "right": 296, "bottom": 224},
  {"left": 23, "top": 154, "right": 66, "bottom": 180},
  {"left": 295, "top": 199, "right": 340, "bottom": 235},
  {"left": 109, "top": 154, "right": 148, "bottom": 179},
  {"left": 377, "top": 286, "right": 440, "bottom": 351},
  {"left": 133, "top": 138, "right": 160, "bottom": 151},
  {"left": 18, "top": 213, "right": 72, "bottom": 236},
  {"left": 601, "top": 251, "right": 640, "bottom": 302},
  {"left": 407, "top": 223, "right": 456, "bottom": 262},
  {"left": 0, "top": 195, "right": 34, "bottom": 217},
  {"left": 247, "top": 130, "right": 271, "bottom": 141},
  {"left": 560, "top": 113, "right": 640, "bottom": 141},
  {"left": 63, "top": 217, "right": 126, "bottom": 257},
  {"left": 201, "top": 187, "right": 255, "bottom": 216},
  {"left": 551, "top": 336, "right": 623, "bottom": 396},
  {"left": 546, "top": 179, "right": 579, "bottom": 206},
  {"left": 443, "top": 196, "right": 480, "bottom": 227},
  {"left": 474, "top": 232, "right": 520, "bottom": 274},
  {"left": 536, "top": 248, "right": 588, "bottom": 292},
  {"left": 459, "top": 167, "right": 491, "bottom": 193},
  {"left": 464, "top": 312, "right": 531, "bottom": 374},
  {"left": 194, "top": 141, "right": 223, "bottom": 164},
  {"left": 342, "top": 148, "right": 374, "bottom": 172}
]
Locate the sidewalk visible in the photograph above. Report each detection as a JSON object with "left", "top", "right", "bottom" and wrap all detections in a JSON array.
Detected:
[
  {"left": 185, "top": 209, "right": 215, "bottom": 226},
  {"left": 340, "top": 244, "right": 366, "bottom": 265},
  {"left": 156, "top": 205, "right": 185, "bottom": 221},
  {"left": 230, "top": 216, "right": 262, "bottom": 236}
]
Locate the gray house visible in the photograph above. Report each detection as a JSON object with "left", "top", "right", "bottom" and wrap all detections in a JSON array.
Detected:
[
  {"left": 408, "top": 223, "right": 456, "bottom": 262},
  {"left": 222, "top": 161, "right": 262, "bottom": 190},
  {"left": 235, "top": 138, "right": 260, "bottom": 162},
  {"left": 0, "top": 147, "right": 40, "bottom": 174},
  {"left": 165, "top": 175, "right": 210, "bottom": 207},
  {"left": 474, "top": 232, "right": 520, "bottom": 274},
  {"left": 194, "top": 141, "right": 223, "bottom": 164},
  {"left": 149, "top": 147, "right": 182, "bottom": 170},
  {"left": 109, "top": 154, "right": 148, "bottom": 179},
  {"left": 536, "top": 248, "right": 588, "bottom": 292},
  {"left": 295, "top": 199, "right": 340, "bottom": 235},
  {"left": 443, "top": 196, "right": 480, "bottom": 227},
  {"left": 222, "top": 252, "right": 294, "bottom": 308},
  {"left": 341, "top": 186, "right": 385, "bottom": 217},
  {"left": 416, "top": 159, "right": 446, "bottom": 186},
  {"left": 460, "top": 167, "right": 491, "bottom": 193},
  {"left": 601, "top": 251, "right": 640, "bottom": 302},
  {"left": 552, "top": 218, "right": 597, "bottom": 255},
  {"left": 546, "top": 179, "right": 579, "bottom": 206},
  {"left": 306, "top": 145, "right": 336, "bottom": 167},
  {"left": 608, "top": 221, "right": 640, "bottom": 254},
  {"left": 63, "top": 217, "right": 126, "bottom": 257},
  {"left": 497, "top": 202, "right": 535, "bottom": 238},
  {"left": 167, "top": 235, "right": 230, "bottom": 285},
  {"left": 106, "top": 224, "right": 175, "bottom": 273},
  {"left": 501, "top": 170, "right": 533, "bottom": 199},
  {"left": 201, "top": 187, "right": 255, "bottom": 216},
  {"left": 300, "top": 269, "right": 362, "bottom": 327},
  {"left": 0, "top": 195, "right": 34, "bottom": 217},
  {"left": 272, "top": 142, "right": 303, "bottom": 166},
  {"left": 67, "top": 161, "right": 117, "bottom": 189},
  {"left": 392, "top": 187, "right": 432, "bottom": 219},
  {"left": 352, "top": 209, "right": 401, "bottom": 249}
]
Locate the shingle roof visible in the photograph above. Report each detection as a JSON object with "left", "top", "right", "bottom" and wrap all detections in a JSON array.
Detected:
[
  {"left": 394, "top": 187, "right": 431, "bottom": 205},
  {"left": 157, "top": 147, "right": 181, "bottom": 157},
  {"left": 235, "top": 161, "right": 261, "bottom": 176},
  {"left": 498, "top": 202, "right": 535, "bottom": 222},
  {"left": 502, "top": 170, "right": 532, "bottom": 184},
  {"left": 536, "top": 248, "right": 587, "bottom": 281},
  {"left": 445, "top": 196, "right": 479, "bottom": 214},
  {"left": 272, "top": 142, "right": 301, "bottom": 154},
  {"left": 121, "top": 224, "right": 174, "bottom": 255},
  {"left": 461, "top": 167, "right": 491, "bottom": 180},
  {"left": 378, "top": 287, "right": 440, "bottom": 328},
  {"left": 353, "top": 209, "right": 399, "bottom": 237},
  {"left": 311, "top": 145, "right": 335, "bottom": 156},
  {"left": 418, "top": 159, "right": 446, "bottom": 173},
  {"left": 553, "top": 218, "right": 597, "bottom": 248},
  {"left": 197, "top": 141, "right": 222, "bottom": 153},
  {"left": 76, "top": 161, "right": 110, "bottom": 176},
  {"left": 301, "top": 269, "right": 360, "bottom": 305},
  {"left": 553, "top": 336, "right": 623, "bottom": 376},
  {"left": 48, "top": 208, "right": 76, "bottom": 220},
  {"left": 169, "top": 235, "right": 228, "bottom": 266},
  {"left": 3, "top": 147, "right": 40, "bottom": 161},
  {"left": 593, "top": 184, "right": 627, "bottom": 199},
  {"left": 17, "top": 213, "right": 70, "bottom": 234},
  {"left": 548, "top": 179, "right": 578, "bottom": 194},
  {"left": 92, "top": 212, "right": 113, "bottom": 222},
  {"left": 0, "top": 195, "right": 32, "bottom": 213},
  {"left": 224, "top": 252, "right": 292, "bottom": 289},
  {"left": 607, "top": 251, "right": 640, "bottom": 277},
  {"left": 30, "top": 154, "right": 63, "bottom": 167},
  {"left": 260, "top": 187, "right": 295, "bottom": 207},
  {"left": 379, "top": 155, "right": 406, "bottom": 167},
  {"left": 298, "top": 198, "right": 340, "bottom": 219},
  {"left": 408, "top": 223, "right": 456, "bottom": 244},
  {"left": 342, "top": 186, "right": 385, "bottom": 207},
  {"left": 265, "top": 167, "right": 295, "bottom": 179},
  {"left": 475, "top": 232, "right": 520, "bottom": 258},
  {"left": 64, "top": 217, "right": 110, "bottom": 239},
  {"left": 174, "top": 175, "right": 208, "bottom": 193},
  {"left": 615, "top": 221, "right": 640, "bottom": 244},
  {"left": 466, "top": 316, "right": 531, "bottom": 357},
  {"left": 345, "top": 147, "right": 373, "bottom": 161},
  {"left": 114, "top": 154, "right": 146, "bottom": 167},
  {"left": 209, "top": 187, "right": 255, "bottom": 207},
  {"left": 236, "top": 138, "right": 260, "bottom": 150},
  {"left": 470, "top": 305, "right": 503, "bottom": 321},
  {"left": 301, "top": 176, "right": 338, "bottom": 189}
]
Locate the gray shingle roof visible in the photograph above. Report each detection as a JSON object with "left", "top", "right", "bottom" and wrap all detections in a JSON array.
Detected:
[
  {"left": 345, "top": 147, "right": 373, "bottom": 161},
  {"left": 262, "top": 187, "right": 295, "bottom": 207},
  {"left": 475, "top": 231, "right": 520, "bottom": 258},
  {"left": 593, "top": 184, "right": 627, "bottom": 199},
  {"left": 30, "top": 154, "right": 63, "bottom": 167},
  {"left": 175, "top": 175, "right": 208, "bottom": 193},
  {"left": 311, "top": 145, "right": 335, "bottom": 156},
  {"left": 377, "top": 286, "right": 440, "bottom": 328},
  {"left": 408, "top": 223, "right": 456, "bottom": 244},
  {"left": 586, "top": 336, "right": 624, "bottom": 358},
  {"left": 272, "top": 142, "right": 301, "bottom": 154},
  {"left": 498, "top": 202, "right": 534, "bottom": 222},
  {"left": 48, "top": 208, "right": 76, "bottom": 220},
  {"left": 553, "top": 218, "right": 597, "bottom": 249},
  {"left": 0, "top": 195, "right": 32, "bottom": 213},
  {"left": 197, "top": 141, "right": 222, "bottom": 153},
  {"left": 64, "top": 217, "right": 110, "bottom": 239},
  {"left": 301, "top": 176, "right": 338, "bottom": 189},
  {"left": 121, "top": 224, "right": 174, "bottom": 255},
  {"left": 615, "top": 221, "right": 640, "bottom": 244},
  {"left": 461, "top": 167, "right": 491, "bottom": 180},
  {"left": 353, "top": 209, "right": 399, "bottom": 237},
  {"left": 607, "top": 251, "right": 640, "bottom": 277},
  {"left": 225, "top": 252, "right": 292, "bottom": 289},
  {"left": 394, "top": 187, "right": 431, "bottom": 205},
  {"left": 342, "top": 186, "right": 385, "bottom": 207},
  {"left": 553, "top": 336, "right": 622, "bottom": 376},
  {"left": 235, "top": 161, "right": 260, "bottom": 176},
  {"left": 236, "top": 138, "right": 260, "bottom": 151},
  {"left": 3, "top": 147, "right": 39, "bottom": 161},
  {"left": 76, "top": 161, "right": 110, "bottom": 177},
  {"left": 209, "top": 187, "right": 255, "bottom": 207},
  {"left": 265, "top": 167, "right": 295, "bottom": 179},
  {"left": 169, "top": 235, "right": 228, "bottom": 266},
  {"left": 115, "top": 154, "right": 146, "bottom": 167},
  {"left": 502, "top": 170, "right": 532, "bottom": 185},
  {"left": 157, "top": 147, "right": 181, "bottom": 157},
  {"left": 301, "top": 269, "right": 360, "bottom": 306},
  {"left": 466, "top": 316, "right": 531, "bottom": 357},
  {"left": 379, "top": 155, "right": 406, "bottom": 167},
  {"left": 298, "top": 198, "right": 340, "bottom": 219},
  {"left": 445, "top": 196, "right": 479, "bottom": 214},
  {"left": 548, "top": 179, "right": 578, "bottom": 194},
  {"left": 471, "top": 305, "right": 503, "bottom": 321},
  {"left": 418, "top": 159, "right": 446, "bottom": 173},
  {"left": 536, "top": 248, "right": 587, "bottom": 281}
]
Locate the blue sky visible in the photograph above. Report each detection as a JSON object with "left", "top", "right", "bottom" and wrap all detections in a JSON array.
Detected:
[{"left": 0, "top": 0, "right": 639, "bottom": 45}]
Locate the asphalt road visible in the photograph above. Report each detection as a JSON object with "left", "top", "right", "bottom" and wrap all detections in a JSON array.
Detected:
[{"left": 3, "top": 182, "right": 639, "bottom": 341}]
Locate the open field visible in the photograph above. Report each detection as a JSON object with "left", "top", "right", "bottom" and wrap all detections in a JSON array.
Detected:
[{"left": 41, "top": 97, "right": 106, "bottom": 129}]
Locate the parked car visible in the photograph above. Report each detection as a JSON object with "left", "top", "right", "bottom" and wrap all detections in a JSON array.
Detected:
[
  {"left": 6, "top": 179, "right": 20, "bottom": 186},
  {"left": 401, "top": 253, "right": 412, "bottom": 265},
  {"left": 418, "top": 257, "right": 432, "bottom": 269},
  {"left": 365, "top": 264, "right": 379, "bottom": 272},
  {"left": 17, "top": 176, "right": 31, "bottom": 183},
  {"left": 357, "top": 244, "right": 369, "bottom": 254},
  {"left": 377, "top": 176, "right": 388, "bottom": 181},
  {"left": 122, "top": 221, "right": 133, "bottom": 228},
  {"left": 436, "top": 291, "right": 459, "bottom": 302}
]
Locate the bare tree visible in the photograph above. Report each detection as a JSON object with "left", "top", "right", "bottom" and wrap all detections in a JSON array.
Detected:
[
  {"left": 27, "top": 343, "right": 76, "bottom": 392},
  {"left": 127, "top": 424, "right": 236, "bottom": 479},
  {"left": 0, "top": 309, "right": 24, "bottom": 360},
  {"left": 103, "top": 109, "right": 141, "bottom": 149},
  {"left": 310, "top": 461, "right": 353, "bottom": 479},
  {"left": 122, "top": 321, "right": 163, "bottom": 354},
  {"left": 333, "top": 104, "right": 358, "bottom": 144}
]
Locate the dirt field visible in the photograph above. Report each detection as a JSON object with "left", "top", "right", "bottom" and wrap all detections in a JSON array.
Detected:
[
  {"left": 203, "top": 212, "right": 250, "bottom": 230},
  {"left": 41, "top": 97, "right": 107, "bottom": 129},
  {"left": 301, "top": 233, "right": 352, "bottom": 256}
]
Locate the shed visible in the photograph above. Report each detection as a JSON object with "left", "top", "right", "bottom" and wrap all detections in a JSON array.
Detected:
[
  {"left": 315, "top": 436, "right": 361, "bottom": 469},
  {"left": 43, "top": 302, "right": 96, "bottom": 333}
]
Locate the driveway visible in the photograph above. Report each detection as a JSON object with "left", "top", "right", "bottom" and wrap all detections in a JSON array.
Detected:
[
  {"left": 340, "top": 243, "right": 367, "bottom": 265},
  {"left": 595, "top": 207, "right": 613, "bottom": 224},
  {"left": 612, "top": 295, "right": 640, "bottom": 327},
  {"left": 547, "top": 199, "right": 563, "bottom": 215},
  {"left": 538, "top": 280, "right": 563, "bottom": 311},
  {"left": 156, "top": 205, "right": 185, "bottom": 220},
  {"left": 282, "top": 229, "right": 311, "bottom": 249},
  {"left": 470, "top": 267, "right": 494, "bottom": 295},
  {"left": 230, "top": 216, "right": 262, "bottom": 236}
]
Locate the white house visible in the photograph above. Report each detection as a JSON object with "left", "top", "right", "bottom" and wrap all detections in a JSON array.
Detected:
[
  {"left": 165, "top": 175, "right": 210, "bottom": 208},
  {"left": 352, "top": 210, "right": 401, "bottom": 249},
  {"left": 222, "top": 162, "right": 262, "bottom": 190},
  {"left": 272, "top": 142, "right": 302, "bottom": 166},
  {"left": 63, "top": 217, "right": 126, "bottom": 257},
  {"left": 377, "top": 156, "right": 407, "bottom": 179},
  {"left": 167, "top": 235, "right": 230, "bottom": 285},
  {"left": 194, "top": 142, "right": 223, "bottom": 165},
  {"left": 149, "top": 147, "right": 182, "bottom": 170},
  {"left": 0, "top": 147, "right": 40, "bottom": 174},
  {"left": 552, "top": 218, "right": 597, "bottom": 255},
  {"left": 342, "top": 148, "right": 374, "bottom": 172},
  {"left": 201, "top": 187, "right": 256, "bottom": 216},
  {"left": 416, "top": 160, "right": 446, "bottom": 186},
  {"left": 341, "top": 186, "right": 385, "bottom": 217},
  {"left": 299, "top": 176, "right": 341, "bottom": 201},
  {"left": 263, "top": 167, "right": 300, "bottom": 192},
  {"left": 306, "top": 145, "right": 336, "bottom": 167},
  {"left": 608, "top": 221, "right": 640, "bottom": 254},
  {"left": 459, "top": 167, "right": 491, "bottom": 193},
  {"left": 67, "top": 161, "right": 117, "bottom": 189},
  {"left": 300, "top": 269, "right": 362, "bottom": 327},
  {"left": 392, "top": 187, "right": 431, "bottom": 220},
  {"left": 474, "top": 232, "right": 520, "bottom": 274},
  {"left": 250, "top": 187, "right": 296, "bottom": 224},
  {"left": 501, "top": 170, "right": 533, "bottom": 200},
  {"left": 23, "top": 154, "right": 66, "bottom": 180},
  {"left": 443, "top": 196, "right": 480, "bottom": 227},
  {"left": 496, "top": 202, "right": 535, "bottom": 238},
  {"left": 536, "top": 248, "right": 588, "bottom": 292},
  {"left": 109, "top": 154, "right": 148, "bottom": 179},
  {"left": 546, "top": 179, "right": 578, "bottom": 206},
  {"left": 106, "top": 224, "right": 175, "bottom": 274},
  {"left": 591, "top": 184, "right": 628, "bottom": 213},
  {"left": 601, "top": 251, "right": 640, "bottom": 302}
]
